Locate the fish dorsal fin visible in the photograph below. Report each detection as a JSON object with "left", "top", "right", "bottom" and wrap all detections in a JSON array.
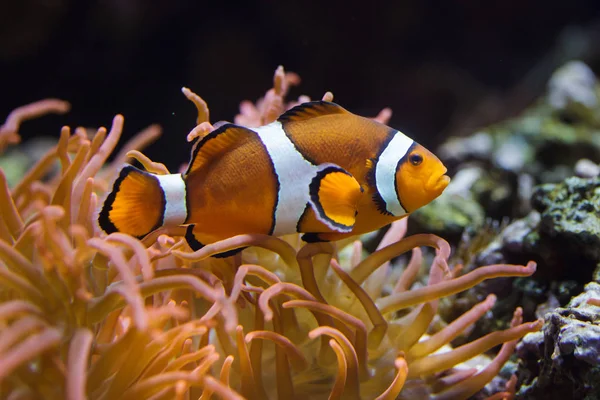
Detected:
[
  {"left": 185, "top": 124, "right": 252, "bottom": 176},
  {"left": 309, "top": 164, "right": 363, "bottom": 233},
  {"left": 278, "top": 101, "right": 349, "bottom": 123}
]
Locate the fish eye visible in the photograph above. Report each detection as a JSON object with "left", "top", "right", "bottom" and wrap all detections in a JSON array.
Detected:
[{"left": 409, "top": 152, "right": 423, "bottom": 166}]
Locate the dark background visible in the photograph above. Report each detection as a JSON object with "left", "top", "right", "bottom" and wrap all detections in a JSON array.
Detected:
[{"left": 2, "top": 0, "right": 600, "bottom": 170}]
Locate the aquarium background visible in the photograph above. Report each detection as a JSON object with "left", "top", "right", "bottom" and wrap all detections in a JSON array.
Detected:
[{"left": 1, "top": 0, "right": 600, "bottom": 169}]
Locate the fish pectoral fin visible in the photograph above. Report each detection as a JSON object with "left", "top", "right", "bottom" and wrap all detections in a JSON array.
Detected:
[
  {"left": 309, "top": 164, "right": 363, "bottom": 233},
  {"left": 185, "top": 124, "right": 253, "bottom": 176},
  {"left": 279, "top": 101, "right": 348, "bottom": 123}
]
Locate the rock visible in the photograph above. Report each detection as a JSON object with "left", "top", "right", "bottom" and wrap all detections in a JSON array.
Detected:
[
  {"left": 436, "top": 61, "right": 600, "bottom": 224},
  {"left": 493, "top": 135, "right": 530, "bottom": 171},
  {"left": 438, "top": 131, "right": 494, "bottom": 164},
  {"left": 531, "top": 176, "right": 600, "bottom": 269},
  {"left": 468, "top": 176, "right": 600, "bottom": 284},
  {"left": 425, "top": 61, "right": 600, "bottom": 400},
  {"left": 450, "top": 176, "right": 600, "bottom": 332},
  {"left": 516, "top": 282, "right": 600, "bottom": 399},
  {"left": 574, "top": 158, "right": 600, "bottom": 178},
  {"left": 547, "top": 60, "right": 599, "bottom": 121}
]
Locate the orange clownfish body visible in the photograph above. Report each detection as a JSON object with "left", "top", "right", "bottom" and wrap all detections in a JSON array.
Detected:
[{"left": 99, "top": 101, "right": 450, "bottom": 256}]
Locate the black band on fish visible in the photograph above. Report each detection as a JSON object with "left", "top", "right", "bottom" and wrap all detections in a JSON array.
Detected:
[
  {"left": 374, "top": 130, "right": 413, "bottom": 216},
  {"left": 393, "top": 141, "right": 416, "bottom": 214},
  {"left": 255, "top": 136, "right": 279, "bottom": 236}
]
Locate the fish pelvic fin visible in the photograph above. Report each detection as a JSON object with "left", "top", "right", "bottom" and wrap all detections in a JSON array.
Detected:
[
  {"left": 309, "top": 164, "right": 363, "bottom": 233},
  {"left": 98, "top": 165, "right": 166, "bottom": 238},
  {"left": 184, "top": 225, "right": 245, "bottom": 258}
]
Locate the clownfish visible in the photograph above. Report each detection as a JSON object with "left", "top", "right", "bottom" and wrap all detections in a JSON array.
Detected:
[{"left": 98, "top": 101, "right": 450, "bottom": 256}]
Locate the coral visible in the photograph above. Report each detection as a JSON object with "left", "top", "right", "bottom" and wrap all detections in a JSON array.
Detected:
[
  {"left": 517, "top": 282, "right": 600, "bottom": 399},
  {"left": 0, "top": 67, "right": 541, "bottom": 399}
]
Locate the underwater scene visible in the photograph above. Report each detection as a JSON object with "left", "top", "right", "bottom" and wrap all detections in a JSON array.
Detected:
[{"left": 1, "top": 2, "right": 600, "bottom": 399}]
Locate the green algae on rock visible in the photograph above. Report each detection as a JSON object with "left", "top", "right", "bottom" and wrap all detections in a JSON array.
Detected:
[
  {"left": 473, "top": 174, "right": 600, "bottom": 281},
  {"left": 470, "top": 176, "right": 600, "bottom": 291},
  {"left": 440, "top": 61, "right": 600, "bottom": 176},
  {"left": 531, "top": 176, "right": 600, "bottom": 279},
  {"left": 445, "top": 175, "right": 600, "bottom": 347}
]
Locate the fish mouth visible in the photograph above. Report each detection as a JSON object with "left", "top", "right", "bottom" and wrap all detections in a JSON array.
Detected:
[
  {"left": 427, "top": 169, "right": 451, "bottom": 193},
  {"left": 436, "top": 174, "right": 451, "bottom": 191}
]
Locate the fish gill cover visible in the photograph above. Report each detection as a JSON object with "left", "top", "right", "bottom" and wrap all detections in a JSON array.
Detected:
[{"left": 0, "top": 67, "right": 542, "bottom": 400}]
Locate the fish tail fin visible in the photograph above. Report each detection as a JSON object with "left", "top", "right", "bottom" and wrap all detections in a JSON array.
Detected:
[{"left": 98, "top": 165, "right": 166, "bottom": 238}]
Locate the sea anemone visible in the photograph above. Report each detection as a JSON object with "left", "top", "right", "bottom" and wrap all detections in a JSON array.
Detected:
[{"left": 0, "top": 67, "right": 541, "bottom": 399}]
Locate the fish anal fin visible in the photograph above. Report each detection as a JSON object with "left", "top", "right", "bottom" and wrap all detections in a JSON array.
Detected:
[
  {"left": 186, "top": 124, "right": 252, "bottom": 176},
  {"left": 98, "top": 165, "right": 164, "bottom": 237},
  {"left": 309, "top": 164, "right": 363, "bottom": 233},
  {"left": 278, "top": 101, "right": 348, "bottom": 124},
  {"left": 184, "top": 225, "right": 245, "bottom": 258}
]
